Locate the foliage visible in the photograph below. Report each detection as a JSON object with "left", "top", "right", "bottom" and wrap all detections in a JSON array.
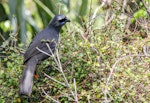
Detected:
[{"left": 0, "top": 0, "right": 150, "bottom": 102}]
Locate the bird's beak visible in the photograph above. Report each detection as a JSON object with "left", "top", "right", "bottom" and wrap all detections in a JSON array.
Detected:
[{"left": 66, "top": 18, "right": 70, "bottom": 22}]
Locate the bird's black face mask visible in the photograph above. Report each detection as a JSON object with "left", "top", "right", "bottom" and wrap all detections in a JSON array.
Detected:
[
  {"left": 50, "top": 14, "right": 70, "bottom": 28},
  {"left": 59, "top": 17, "right": 70, "bottom": 25}
]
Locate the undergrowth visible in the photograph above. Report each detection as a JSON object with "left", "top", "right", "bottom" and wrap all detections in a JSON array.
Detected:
[{"left": 0, "top": 16, "right": 150, "bottom": 103}]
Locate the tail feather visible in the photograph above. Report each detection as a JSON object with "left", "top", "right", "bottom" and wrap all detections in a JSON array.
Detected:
[{"left": 19, "top": 61, "right": 36, "bottom": 96}]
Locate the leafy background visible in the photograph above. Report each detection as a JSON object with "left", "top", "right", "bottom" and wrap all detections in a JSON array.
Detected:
[{"left": 0, "top": 0, "right": 150, "bottom": 102}]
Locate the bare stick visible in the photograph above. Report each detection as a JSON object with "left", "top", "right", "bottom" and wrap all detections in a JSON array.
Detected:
[
  {"left": 45, "top": 43, "right": 77, "bottom": 101},
  {"left": 44, "top": 72, "right": 67, "bottom": 87},
  {"left": 42, "top": 87, "right": 60, "bottom": 103},
  {"left": 0, "top": 33, "right": 5, "bottom": 41},
  {"left": 55, "top": 48, "right": 76, "bottom": 99},
  {"left": 105, "top": 54, "right": 150, "bottom": 101},
  {"left": 143, "top": 45, "right": 148, "bottom": 55},
  {"left": 45, "top": 43, "right": 60, "bottom": 68},
  {"left": 106, "top": 54, "right": 150, "bottom": 86},
  {"left": 103, "top": 14, "right": 115, "bottom": 27},
  {"left": 92, "top": 0, "right": 107, "bottom": 20},
  {"left": 73, "top": 78, "right": 79, "bottom": 103},
  {"left": 36, "top": 46, "right": 60, "bottom": 72},
  {"left": 87, "top": 95, "right": 91, "bottom": 103},
  {"left": 36, "top": 47, "right": 52, "bottom": 57}
]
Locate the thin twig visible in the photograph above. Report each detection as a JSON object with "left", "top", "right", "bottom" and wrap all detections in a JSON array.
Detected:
[
  {"left": 45, "top": 43, "right": 77, "bottom": 101},
  {"left": 59, "top": 91, "right": 75, "bottom": 101},
  {"left": 105, "top": 54, "right": 150, "bottom": 102},
  {"left": 73, "top": 78, "right": 79, "bottom": 103},
  {"left": 42, "top": 87, "right": 60, "bottom": 103},
  {"left": 106, "top": 54, "right": 150, "bottom": 86},
  {"left": 143, "top": 45, "right": 149, "bottom": 55},
  {"left": 92, "top": 0, "right": 106, "bottom": 20},
  {"left": 46, "top": 43, "right": 60, "bottom": 68},
  {"left": 37, "top": 43, "right": 78, "bottom": 102},
  {"left": 103, "top": 14, "right": 115, "bottom": 27},
  {"left": 0, "top": 33, "right": 5, "bottom": 41},
  {"left": 36, "top": 47, "right": 52, "bottom": 57},
  {"left": 87, "top": 94, "right": 91, "bottom": 103},
  {"left": 55, "top": 48, "right": 76, "bottom": 99},
  {"left": 44, "top": 72, "right": 67, "bottom": 87},
  {"left": 36, "top": 46, "right": 61, "bottom": 72}
]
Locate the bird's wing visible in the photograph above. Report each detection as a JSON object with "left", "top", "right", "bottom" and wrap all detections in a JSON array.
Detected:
[
  {"left": 24, "top": 28, "right": 58, "bottom": 64},
  {"left": 24, "top": 40, "right": 56, "bottom": 63}
]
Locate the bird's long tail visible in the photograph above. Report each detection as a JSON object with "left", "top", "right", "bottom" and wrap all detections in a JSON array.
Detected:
[{"left": 19, "top": 60, "right": 37, "bottom": 96}]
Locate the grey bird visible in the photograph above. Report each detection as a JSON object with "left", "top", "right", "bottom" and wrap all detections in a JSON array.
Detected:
[{"left": 19, "top": 14, "right": 70, "bottom": 96}]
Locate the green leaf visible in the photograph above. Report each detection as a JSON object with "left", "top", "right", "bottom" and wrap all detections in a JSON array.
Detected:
[
  {"left": 0, "top": 4, "right": 8, "bottom": 22},
  {"left": 133, "top": 9, "right": 147, "bottom": 18},
  {"left": 34, "top": 0, "right": 55, "bottom": 26},
  {"left": 77, "top": 0, "right": 88, "bottom": 24}
]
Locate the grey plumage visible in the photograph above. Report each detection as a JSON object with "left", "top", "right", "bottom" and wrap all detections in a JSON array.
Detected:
[{"left": 19, "top": 14, "right": 70, "bottom": 96}]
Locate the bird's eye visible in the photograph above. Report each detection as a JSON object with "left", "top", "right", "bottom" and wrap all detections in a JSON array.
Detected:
[{"left": 59, "top": 18, "right": 66, "bottom": 22}]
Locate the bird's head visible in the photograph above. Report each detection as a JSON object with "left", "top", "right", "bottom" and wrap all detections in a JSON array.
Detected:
[{"left": 49, "top": 14, "right": 70, "bottom": 28}]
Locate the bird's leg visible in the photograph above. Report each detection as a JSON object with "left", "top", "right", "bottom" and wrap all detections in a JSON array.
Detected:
[{"left": 34, "top": 68, "right": 39, "bottom": 79}]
